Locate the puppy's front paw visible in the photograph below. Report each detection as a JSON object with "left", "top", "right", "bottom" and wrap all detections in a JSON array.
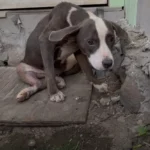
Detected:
[
  {"left": 93, "top": 83, "right": 108, "bottom": 93},
  {"left": 55, "top": 76, "right": 66, "bottom": 89},
  {"left": 50, "top": 91, "right": 65, "bottom": 102}
]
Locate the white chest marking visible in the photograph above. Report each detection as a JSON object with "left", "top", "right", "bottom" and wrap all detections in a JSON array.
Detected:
[{"left": 65, "top": 54, "right": 77, "bottom": 71}]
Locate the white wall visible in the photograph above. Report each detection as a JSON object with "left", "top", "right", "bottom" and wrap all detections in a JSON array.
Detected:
[{"left": 137, "top": 0, "right": 150, "bottom": 38}]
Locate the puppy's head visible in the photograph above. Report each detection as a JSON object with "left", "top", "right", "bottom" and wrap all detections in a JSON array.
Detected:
[{"left": 49, "top": 16, "right": 129, "bottom": 71}]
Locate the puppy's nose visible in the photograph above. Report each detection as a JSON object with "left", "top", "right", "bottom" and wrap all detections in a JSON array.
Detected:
[{"left": 102, "top": 58, "right": 113, "bottom": 69}]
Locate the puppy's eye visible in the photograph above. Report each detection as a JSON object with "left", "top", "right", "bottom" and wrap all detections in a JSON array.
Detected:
[
  {"left": 87, "top": 39, "right": 95, "bottom": 46},
  {"left": 107, "top": 34, "right": 114, "bottom": 43}
]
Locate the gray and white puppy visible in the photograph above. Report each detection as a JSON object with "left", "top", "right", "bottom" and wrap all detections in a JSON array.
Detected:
[{"left": 16, "top": 2, "right": 129, "bottom": 102}]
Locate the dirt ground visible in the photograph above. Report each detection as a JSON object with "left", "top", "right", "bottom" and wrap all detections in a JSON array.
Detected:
[{"left": 0, "top": 81, "right": 149, "bottom": 150}]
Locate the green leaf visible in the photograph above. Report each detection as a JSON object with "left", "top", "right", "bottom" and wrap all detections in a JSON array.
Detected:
[
  {"left": 137, "top": 126, "right": 148, "bottom": 136},
  {"left": 133, "top": 144, "right": 142, "bottom": 150}
]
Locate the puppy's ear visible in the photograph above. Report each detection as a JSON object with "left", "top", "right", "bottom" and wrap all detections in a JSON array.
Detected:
[
  {"left": 108, "top": 21, "right": 131, "bottom": 55},
  {"left": 49, "top": 25, "right": 81, "bottom": 42},
  {"left": 111, "top": 21, "right": 130, "bottom": 44}
]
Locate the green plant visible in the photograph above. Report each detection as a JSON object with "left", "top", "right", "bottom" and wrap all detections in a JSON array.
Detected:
[
  {"left": 137, "top": 126, "right": 148, "bottom": 136},
  {"left": 133, "top": 144, "right": 142, "bottom": 150}
]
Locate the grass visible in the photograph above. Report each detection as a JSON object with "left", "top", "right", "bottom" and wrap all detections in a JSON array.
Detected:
[
  {"left": 133, "top": 144, "right": 143, "bottom": 150},
  {"left": 132, "top": 126, "right": 150, "bottom": 150},
  {"left": 137, "top": 126, "right": 148, "bottom": 136}
]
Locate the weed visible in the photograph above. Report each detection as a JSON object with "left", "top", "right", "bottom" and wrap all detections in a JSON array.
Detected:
[
  {"left": 132, "top": 144, "right": 142, "bottom": 150},
  {"left": 137, "top": 126, "right": 148, "bottom": 136}
]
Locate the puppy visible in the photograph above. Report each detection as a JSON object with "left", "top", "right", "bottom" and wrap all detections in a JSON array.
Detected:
[{"left": 16, "top": 2, "right": 129, "bottom": 102}]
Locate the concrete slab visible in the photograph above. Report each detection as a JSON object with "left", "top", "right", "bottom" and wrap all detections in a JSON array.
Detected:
[{"left": 0, "top": 67, "right": 92, "bottom": 126}]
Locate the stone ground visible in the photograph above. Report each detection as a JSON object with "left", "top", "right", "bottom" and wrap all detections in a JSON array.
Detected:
[
  {"left": 1, "top": 11, "right": 150, "bottom": 150},
  {"left": 0, "top": 88, "right": 146, "bottom": 150}
]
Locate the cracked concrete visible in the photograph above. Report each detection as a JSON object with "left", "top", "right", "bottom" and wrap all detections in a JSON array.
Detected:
[{"left": 117, "top": 19, "right": 150, "bottom": 124}]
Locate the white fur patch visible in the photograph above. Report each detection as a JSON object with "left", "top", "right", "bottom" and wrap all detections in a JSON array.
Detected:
[
  {"left": 87, "top": 12, "right": 114, "bottom": 70},
  {"left": 55, "top": 76, "right": 66, "bottom": 89},
  {"left": 67, "top": 7, "right": 77, "bottom": 26},
  {"left": 65, "top": 54, "right": 77, "bottom": 71}
]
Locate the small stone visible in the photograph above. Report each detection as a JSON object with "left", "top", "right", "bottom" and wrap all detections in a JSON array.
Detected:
[
  {"left": 122, "top": 57, "right": 132, "bottom": 67},
  {"left": 69, "top": 138, "right": 72, "bottom": 142},
  {"left": 75, "top": 97, "right": 80, "bottom": 100},
  {"left": 90, "top": 122, "right": 93, "bottom": 125},
  {"left": 137, "top": 119, "right": 143, "bottom": 125},
  {"left": 93, "top": 83, "right": 108, "bottom": 93},
  {"left": 100, "top": 97, "right": 110, "bottom": 106},
  {"left": 100, "top": 112, "right": 109, "bottom": 120},
  {"left": 117, "top": 116, "right": 125, "bottom": 123},
  {"left": 92, "top": 100, "right": 100, "bottom": 107},
  {"left": 142, "top": 65, "right": 149, "bottom": 75},
  {"left": 80, "top": 134, "right": 83, "bottom": 137},
  {"left": 142, "top": 42, "right": 150, "bottom": 52},
  {"left": 28, "top": 139, "right": 36, "bottom": 147},
  {"left": 111, "top": 95, "right": 120, "bottom": 104},
  {"left": 112, "top": 111, "right": 115, "bottom": 115},
  {"left": 130, "top": 126, "right": 139, "bottom": 134}
]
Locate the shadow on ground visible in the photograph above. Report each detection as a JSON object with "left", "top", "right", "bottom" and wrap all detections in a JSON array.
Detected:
[{"left": 0, "top": 126, "right": 112, "bottom": 150}]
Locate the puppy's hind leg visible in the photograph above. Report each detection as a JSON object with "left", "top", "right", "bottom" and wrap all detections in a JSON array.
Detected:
[
  {"left": 16, "top": 71, "right": 46, "bottom": 102},
  {"left": 16, "top": 64, "right": 46, "bottom": 102}
]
